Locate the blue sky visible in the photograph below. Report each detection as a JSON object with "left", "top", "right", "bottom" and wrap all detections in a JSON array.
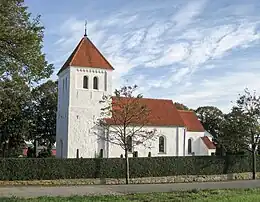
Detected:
[{"left": 25, "top": 0, "right": 260, "bottom": 112}]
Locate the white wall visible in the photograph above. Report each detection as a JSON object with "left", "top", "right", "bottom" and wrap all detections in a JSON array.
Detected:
[
  {"left": 107, "top": 126, "right": 186, "bottom": 158},
  {"left": 185, "top": 131, "right": 206, "bottom": 156},
  {"left": 61, "top": 66, "right": 112, "bottom": 158},
  {"left": 184, "top": 131, "right": 216, "bottom": 156},
  {"left": 56, "top": 68, "right": 70, "bottom": 158}
]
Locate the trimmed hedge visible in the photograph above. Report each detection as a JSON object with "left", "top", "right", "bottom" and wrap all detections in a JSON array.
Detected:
[{"left": 0, "top": 155, "right": 258, "bottom": 180}]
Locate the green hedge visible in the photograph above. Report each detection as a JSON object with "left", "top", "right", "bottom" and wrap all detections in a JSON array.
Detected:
[{"left": 0, "top": 156, "right": 258, "bottom": 180}]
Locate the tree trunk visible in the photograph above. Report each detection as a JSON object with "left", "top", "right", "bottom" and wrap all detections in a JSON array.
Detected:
[
  {"left": 2, "top": 142, "right": 7, "bottom": 158},
  {"left": 125, "top": 149, "right": 129, "bottom": 184},
  {"left": 251, "top": 132, "right": 257, "bottom": 180},
  {"left": 252, "top": 149, "right": 257, "bottom": 180},
  {"left": 33, "top": 140, "right": 37, "bottom": 157}
]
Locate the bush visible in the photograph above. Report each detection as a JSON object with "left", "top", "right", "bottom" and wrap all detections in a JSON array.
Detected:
[
  {"left": 0, "top": 155, "right": 257, "bottom": 181},
  {"left": 38, "top": 148, "right": 53, "bottom": 158}
]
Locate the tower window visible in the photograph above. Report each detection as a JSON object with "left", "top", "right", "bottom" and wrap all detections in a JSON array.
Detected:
[
  {"left": 93, "top": 76, "right": 98, "bottom": 90},
  {"left": 104, "top": 71, "right": 107, "bottom": 91},
  {"left": 83, "top": 76, "right": 88, "bottom": 89},
  {"left": 65, "top": 77, "right": 68, "bottom": 91}
]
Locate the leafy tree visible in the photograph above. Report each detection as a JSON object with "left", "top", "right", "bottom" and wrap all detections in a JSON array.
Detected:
[
  {"left": 195, "top": 106, "right": 227, "bottom": 155},
  {"left": 0, "top": 0, "right": 53, "bottom": 83},
  {"left": 27, "top": 80, "right": 57, "bottom": 156},
  {"left": 97, "top": 85, "right": 157, "bottom": 184},
  {"left": 37, "top": 148, "right": 53, "bottom": 158},
  {"left": 220, "top": 108, "right": 249, "bottom": 154},
  {"left": 195, "top": 107, "right": 224, "bottom": 139},
  {"left": 0, "top": 77, "right": 31, "bottom": 157},
  {"left": 228, "top": 89, "right": 260, "bottom": 179},
  {"left": 174, "top": 102, "right": 190, "bottom": 110}
]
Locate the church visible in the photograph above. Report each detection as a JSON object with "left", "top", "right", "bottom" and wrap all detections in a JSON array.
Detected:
[{"left": 56, "top": 34, "right": 216, "bottom": 159}]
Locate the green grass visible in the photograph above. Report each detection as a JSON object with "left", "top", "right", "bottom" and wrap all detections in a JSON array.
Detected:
[{"left": 1, "top": 189, "right": 260, "bottom": 202}]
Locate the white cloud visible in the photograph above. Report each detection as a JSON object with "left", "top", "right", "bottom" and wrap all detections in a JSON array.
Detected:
[
  {"left": 182, "top": 22, "right": 260, "bottom": 73},
  {"left": 212, "top": 24, "right": 260, "bottom": 57},
  {"left": 145, "top": 43, "right": 190, "bottom": 67},
  {"left": 176, "top": 70, "right": 260, "bottom": 112},
  {"left": 171, "top": 0, "right": 208, "bottom": 29}
]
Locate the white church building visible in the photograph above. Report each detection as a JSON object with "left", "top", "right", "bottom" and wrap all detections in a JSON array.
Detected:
[{"left": 56, "top": 35, "right": 216, "bottom": 159}]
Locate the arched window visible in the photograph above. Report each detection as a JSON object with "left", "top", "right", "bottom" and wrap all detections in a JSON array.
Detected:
[
  {"left": 83, "top": 76, "right": 88, "bottom": 89},
  {"left": 126, "top": 136, "right": 132, "bottom": 153},
  {"left": 188, "top": 138, "right": 192, "bottom": 154},
  {"left": 159, "top": 136, "right": 165, "bottom": 153},
  {"left": 93, "top": 76, "right": 98, "bottom": 90}
]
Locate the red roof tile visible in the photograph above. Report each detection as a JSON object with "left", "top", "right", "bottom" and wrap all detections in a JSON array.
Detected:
[
  {"left": 58, "top": 37, "right": 114, "bottom": 75},
  {"left": 105, "top": 97, "right": 185, "bottom": 127},
  {"left": 178, "top": 110, "right": 205, "bottom": 132},
  {"left": 201, "top": 136, "right": 216, "bottom": 149}
]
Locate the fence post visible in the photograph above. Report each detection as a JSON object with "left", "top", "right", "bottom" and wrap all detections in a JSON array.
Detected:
[
  {"left": 100, "top": 149, "right": 103, "bottom": 158},
  {"left": 76, "top": 149, "right": 79, "bottom": 158}
]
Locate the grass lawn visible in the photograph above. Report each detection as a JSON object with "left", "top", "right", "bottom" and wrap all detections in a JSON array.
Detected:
[{"left": 1, "top": 188, "right": 260, "bottom": 202}]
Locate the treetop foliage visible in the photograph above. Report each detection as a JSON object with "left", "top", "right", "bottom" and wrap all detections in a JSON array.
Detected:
[{"left": 0, "top": 0, "right": 53, "bottom": 83}]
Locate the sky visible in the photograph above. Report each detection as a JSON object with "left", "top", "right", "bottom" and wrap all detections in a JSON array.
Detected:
[{"left": 24, "top": 0, "right": 260, "bottom": 113}]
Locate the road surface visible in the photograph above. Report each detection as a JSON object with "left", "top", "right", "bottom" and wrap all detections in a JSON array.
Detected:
[{"left": 1, "top": 180, "right": 260, "bottom": 198}]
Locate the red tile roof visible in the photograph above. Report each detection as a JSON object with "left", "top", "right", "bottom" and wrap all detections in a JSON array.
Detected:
[
  {"left": 178, "top": 110, "right": 205, "bottom": 132},
  {"left": 201, "top": 136, "right": 216, "bottom": 149},
  {"left": 58, "top": 37, "right": 114, "bottom": 75},
  {"left": 105, "top": 97, "right": 186, "bottom": 127}
]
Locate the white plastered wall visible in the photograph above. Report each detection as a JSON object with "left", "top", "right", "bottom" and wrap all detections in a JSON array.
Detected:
[
  {"left": 56, "top": 68, "right": 70, "bottom": 158},
  {"left": 185, "top": 131, "right": 216, "bottom": 156},
  {"left": 107, "top": 126, "right": 186, "bottom": 158},
  {"left": 57, "top": 66, "right": 113, "bottom": 158}
]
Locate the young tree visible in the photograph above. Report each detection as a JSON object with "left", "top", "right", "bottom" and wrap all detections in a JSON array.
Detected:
[
  {"left": 97, "top": 85, "right": 157, "bottom": 184},
  {"left": 231, "top": 89, "right": 260, "bottom": 179}
]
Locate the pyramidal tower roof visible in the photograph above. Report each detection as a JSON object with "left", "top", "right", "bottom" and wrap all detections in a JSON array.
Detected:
[{"left": 57, "top": 36, "right": 114, "bottom": 75}]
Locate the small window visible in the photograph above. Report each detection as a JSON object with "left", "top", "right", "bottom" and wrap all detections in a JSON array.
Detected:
[
  {"left": 188, "top": 138, "right": 192, "bottom": 154},
  {"left": 104, "top": 71, "right": 107, "bottom": 91},
  {"left": 126, "top": 136, "right": 132, "bottom": 153},
  {"left": 83, "top": 76, "right": 88, "bottom": 89},
  {"left": 159, "top": 136, "right": 165, "bottom": 153},
  {"left": 93, "top": 76, "right": 98, "bottom": 90},
  {"left": 62, "top": 79, "right": 64, "bottom": 94},
  {"left": 65, "top": 77, "right": 68, "bottom": 91}
]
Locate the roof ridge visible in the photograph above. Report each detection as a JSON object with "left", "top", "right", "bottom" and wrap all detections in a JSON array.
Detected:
[
  {"left": 69, "top": 37, "right": 85, "bottom": 66},
  {"left": 112, "top": 96, "right": 173, "bottom": 102},
  {"left": 178, "top": 110, "right": 194, "bottom": 113},
  {"left": 87, "top": 38, "right": 114, "bottom": 70},
  {"left": 57, "top": 36, "right": 114, "bottom": 75}
]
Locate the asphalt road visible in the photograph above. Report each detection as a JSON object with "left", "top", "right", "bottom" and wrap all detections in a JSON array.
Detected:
[{"left": 1, "top": 180, "right": 260, "bottom": 198}]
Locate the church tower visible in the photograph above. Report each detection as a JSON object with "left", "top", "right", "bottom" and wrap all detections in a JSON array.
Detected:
[{"left": 56, "top": 34, "right": 114, "bottom": 158}]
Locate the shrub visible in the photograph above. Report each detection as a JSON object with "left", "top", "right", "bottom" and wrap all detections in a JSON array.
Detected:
[
  {"left": 0, "top": 155, "right": 257, "bottom": 181},
  {"left": 38, "top": 148, "right": 53, "bottom": 158}
]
